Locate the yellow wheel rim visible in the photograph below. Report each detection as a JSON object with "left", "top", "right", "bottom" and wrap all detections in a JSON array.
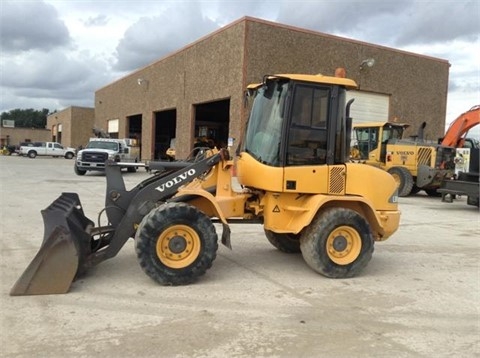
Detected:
[
  {"left": 326, "top": 225, "right": 362, "bottom": 265},
  {"left": 156, "top": 225, "right": 201, "bottom": 269}
]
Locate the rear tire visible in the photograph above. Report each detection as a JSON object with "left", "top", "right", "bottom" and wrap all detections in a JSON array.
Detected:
[
  {"left": 28, "top": 151, "right": 37, "bottom": 158},
  {"left": 135, "top": 202, "right": 218, "bottom": 285},
  {"left": 65, "top": 152, "right": 74, "bottom": 159},
  {"left": 388, "top": 166, "right": 413, "bottom": 196},
  {"left": 264, "top": 229, "right": 301, "bottom": 253},
  {"left": 300, "top": 208, "right": 374, "bottom": 278}
]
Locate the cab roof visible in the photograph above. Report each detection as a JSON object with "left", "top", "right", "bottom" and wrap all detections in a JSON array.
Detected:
[
  {"left": 353, "top": 121, "right": 410, "bottom": 129},
  {"left": 247, "top": 73, "right": 357, "bottom": 90}
]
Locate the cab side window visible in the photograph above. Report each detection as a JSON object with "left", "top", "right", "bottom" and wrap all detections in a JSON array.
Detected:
[
  {"left": 287, "top": 85, "right": 329, "bottom": 166},
  {"left": 356, "top": 127, "right": 379, "bottom": 159}
]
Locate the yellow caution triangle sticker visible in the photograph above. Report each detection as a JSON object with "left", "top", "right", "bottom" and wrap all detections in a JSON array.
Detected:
[{"left": 273, "top": 205, "right": 280, "bottom": 213}]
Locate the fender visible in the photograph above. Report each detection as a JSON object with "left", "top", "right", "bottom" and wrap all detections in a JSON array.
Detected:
[
  {"left": 262, "top": 193, "right": 400, "bottom": 241},
  {"left": 173, "top": 188, "right": 232, "bottom": 249}
]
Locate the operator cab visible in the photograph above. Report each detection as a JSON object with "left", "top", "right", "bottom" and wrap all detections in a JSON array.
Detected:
[
  {"left": 241, "top": 74, "right": 356, "bottom": 167},
  {"left": 352, "top": 122, "right": 407, "bottom": 161},
  {"left": 238, "top": 73, "right": 357, "bottom": 193}
]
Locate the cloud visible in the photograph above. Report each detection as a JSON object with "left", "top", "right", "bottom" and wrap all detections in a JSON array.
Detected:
[
  {"left": 203, "top": 1, "right": 277, "bottom": 24},
  {"left": 276, "top": 1, "right": 409, "bottom": 41},
  {"left": 0, "top": 0, "right": 71, "bottom": 52},
  {"left": 1, "top": 49, "right": 112, "bottom": 110},
  {"left": 395, "top": 1, "right": 480, "bottom": 45},
  {"left": 276, "top": 0, "right": 479, "bottom": 47},
  {"left": 113, "top": 2, "right": 218, "bottom": 71},
  {"left": 82, "top": 14, "right": 109, "bottom": 27},
  {"left": 0, "top": 0, "right": 478, "bottom": 124}
]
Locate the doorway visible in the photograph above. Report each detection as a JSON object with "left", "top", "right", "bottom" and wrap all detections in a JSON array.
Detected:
[
  {"left": 154, "top": 109, "right": 176, "bottom": 160},
  {"left": 194, "top": 99, "right": 230, "bottom": 149},
  {"left": 127, "top": 114, "right": 142, "bottom": 156}
]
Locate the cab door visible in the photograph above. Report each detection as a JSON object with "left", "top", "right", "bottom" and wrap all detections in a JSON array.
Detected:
[
  {"left": 51, "top": 143, "right": 64, "bottom": 156},
  {"left": 354, "top": 126, "right": 381, "bottom": 164},
  {"left": 45, "top": 142, "right": 55, "bottom": 155}
]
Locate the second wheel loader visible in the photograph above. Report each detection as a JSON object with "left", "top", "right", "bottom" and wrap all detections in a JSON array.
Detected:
[
  {"left": 351, "top": 121, "right": 456, "bottom": 196},
  {"left": 11, "top": 71, "right": 401, "bottom": 296}
]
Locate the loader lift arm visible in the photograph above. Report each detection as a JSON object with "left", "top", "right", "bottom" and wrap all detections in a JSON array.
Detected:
[
  {"left": 87, "top": 150, "right": 227, "bottom": 267},
  {"left": 10, "top": 149, "right": 228, "bottom": 295}
]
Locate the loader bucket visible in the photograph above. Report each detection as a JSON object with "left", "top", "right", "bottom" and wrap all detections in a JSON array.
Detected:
[{"left": 10, "top": 193, "right": 95, "bottom": 296}]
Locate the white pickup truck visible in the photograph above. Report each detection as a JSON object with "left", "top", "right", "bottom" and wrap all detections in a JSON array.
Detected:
[
  {"left": 74, "top": 138, "right": 139, "bottom": 175},
  {"left": 19, "top": 142, "right": 76, "bottom": 159}
]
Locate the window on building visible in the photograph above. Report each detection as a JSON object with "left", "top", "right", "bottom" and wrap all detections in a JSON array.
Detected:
[{"left": 108, "top": 119, "right": 119, "bottom": 139}]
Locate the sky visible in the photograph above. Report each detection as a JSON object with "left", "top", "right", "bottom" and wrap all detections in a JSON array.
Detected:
[{"left": 1, "top": 0, "right": 479, "bottom": 134}]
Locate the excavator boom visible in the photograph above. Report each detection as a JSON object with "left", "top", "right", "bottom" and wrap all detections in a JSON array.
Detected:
[{"left": 441, "top": 105, "right": 480, "bottom": 148}]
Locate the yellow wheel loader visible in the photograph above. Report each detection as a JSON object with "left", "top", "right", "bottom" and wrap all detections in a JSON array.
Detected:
[
  {"left": 11, "top": 72, "right": 401, "bottom": 296},
  {"left": 351, "top": 122, "right": 456, "bottom": 196}
]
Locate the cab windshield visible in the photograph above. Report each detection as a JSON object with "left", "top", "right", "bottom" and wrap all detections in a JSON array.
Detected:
[{"left": 243, "top": 80, "right": 289, "bottom": 166}]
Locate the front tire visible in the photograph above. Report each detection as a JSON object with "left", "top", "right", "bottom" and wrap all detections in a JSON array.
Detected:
[
  {"left": 300, "top": 208, "right": 374, "bottom": 278},
  {"left": 264, "top": 229, "right": 301, "bottom": 253},
  {"left": 135, "top": 202, "right": 218, "bottom": 285},
  {"left": 74, "top": 165, "right": 86, "bottom": 176},
  {"left": 127, "top": 160, "right": 137, "bottom": 173}
]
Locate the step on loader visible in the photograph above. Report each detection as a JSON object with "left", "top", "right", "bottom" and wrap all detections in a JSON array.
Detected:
[{"left": 11, "top": 71, "right": 401, "bottom": 295}]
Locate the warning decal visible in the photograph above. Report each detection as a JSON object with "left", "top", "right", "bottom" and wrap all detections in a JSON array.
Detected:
[{"left": 273, "top": 205, "right": 280, "bottom": 213}]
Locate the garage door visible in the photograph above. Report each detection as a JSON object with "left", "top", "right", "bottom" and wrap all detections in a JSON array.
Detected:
[{"left": 346, "top": 91, "right": 390, "bottom": 124}]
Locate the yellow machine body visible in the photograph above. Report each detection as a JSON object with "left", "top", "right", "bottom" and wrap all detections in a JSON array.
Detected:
[{"left": 352, "top": 121, "right": 455, "bottom": 196}]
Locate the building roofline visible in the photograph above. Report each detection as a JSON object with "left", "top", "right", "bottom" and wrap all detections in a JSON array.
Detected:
[
  {"left": 96, "top": 17, "right": 248, "bottom": 92},
  {"left": 96, "top": 16, "right": 449, "bottom": 92},
  {"left": 47, "top": 106, "right": 94, "bottom": 117}
]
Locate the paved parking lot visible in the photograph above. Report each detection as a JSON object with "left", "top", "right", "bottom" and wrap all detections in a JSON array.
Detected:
[{"left": 0, "top": 155, "right": 478, "bottom": 357}]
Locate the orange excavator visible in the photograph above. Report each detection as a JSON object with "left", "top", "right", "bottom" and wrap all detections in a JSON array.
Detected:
[
  {"left": 438, "top": 105, "right": 480, "bottom": 207},
  {"left": 440, "top": 105, "right": 480, "bottom": 148}
]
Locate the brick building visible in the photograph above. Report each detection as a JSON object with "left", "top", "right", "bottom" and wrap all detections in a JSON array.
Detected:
[
  {"left": 47, "top": 106, "right": 95, "bottom": 149},
  {"left": 91, "top": 17, "right": 448, "bottom": 160}
]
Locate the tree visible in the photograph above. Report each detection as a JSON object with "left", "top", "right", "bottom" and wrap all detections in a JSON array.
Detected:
[{"left": 0, "top": 108, "right": 52, "bottom": 128}]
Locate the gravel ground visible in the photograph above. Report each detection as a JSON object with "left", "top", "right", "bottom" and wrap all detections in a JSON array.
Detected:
[{"left": 0, "top": 155, "right": 478, "bottom": 358}]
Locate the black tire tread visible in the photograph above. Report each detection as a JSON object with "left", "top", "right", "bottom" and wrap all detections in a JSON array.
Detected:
[
  {"left": 388, "top": 166, "right": 414, "bottom": 197},
  {"left": 264, "top": 229, "right": 301, "bottom": 253},
  {"left": 74, "top": 165, "right": 86, "bottom": 176},
  {"left": 300, "top": 208, "right": 374, "bottom": 278},
  {"left": 135, "top": 202, "right": 218, "bottom": 285}
]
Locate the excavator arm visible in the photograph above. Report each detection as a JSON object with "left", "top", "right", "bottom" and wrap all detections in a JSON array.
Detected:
[{"left": 441, "top": 105, "right": 480, "bottom": 148}]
